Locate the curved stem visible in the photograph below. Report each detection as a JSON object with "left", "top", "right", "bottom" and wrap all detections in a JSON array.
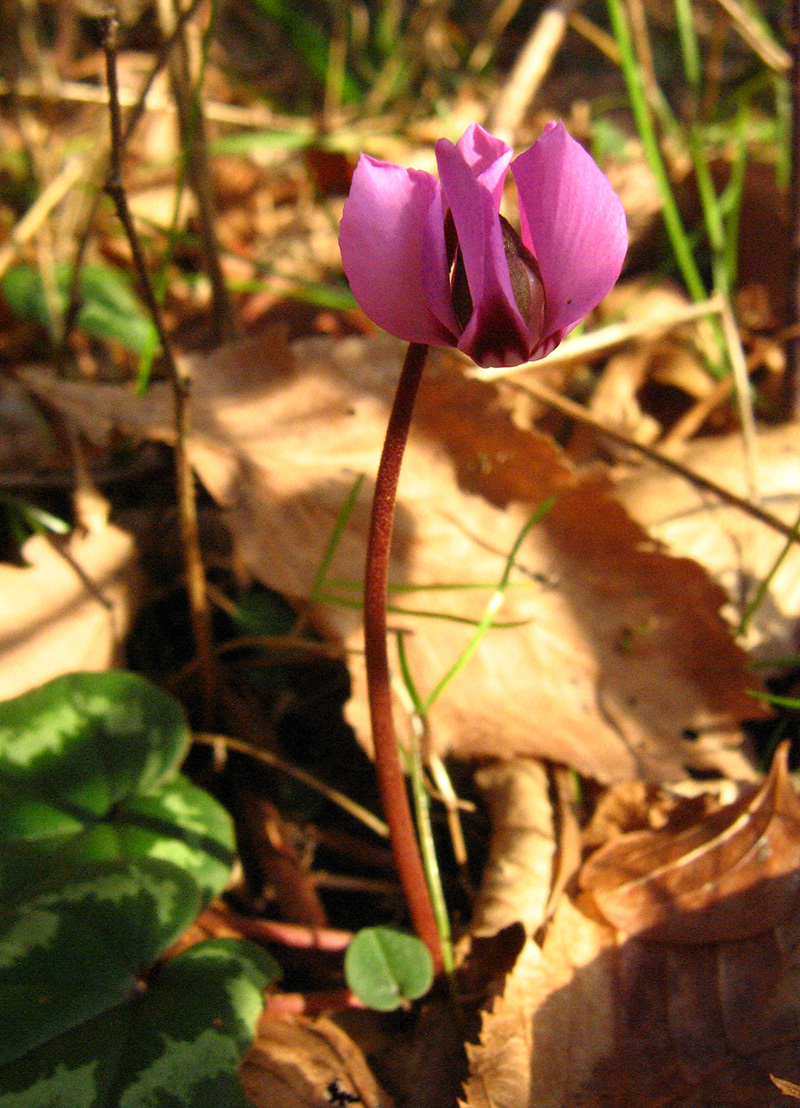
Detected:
[{"left": 363, "top": 341, "right": 442, "bottom": 973}]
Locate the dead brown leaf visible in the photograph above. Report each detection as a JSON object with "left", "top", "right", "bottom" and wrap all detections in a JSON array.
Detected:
[
  {"left": 239, "top": 1013, "right": 392, "bottom": 1108},
  {"left": 580, "top": 743, "right": 800, "bottom": 942},
  {"left": 20, "top": 333, "right": 767, "bottom": 782},
  {"left": 615, "top": 423, "right": 800, "bottom": 662},
  {"left": 464, "top": 749, "right": 800, "bottom": 1107},
  {"left": 0, "top": 524, "right": 139, "bottom": 700}
]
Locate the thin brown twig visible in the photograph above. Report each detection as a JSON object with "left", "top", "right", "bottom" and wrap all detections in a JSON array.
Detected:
[
  {"left": 504, "top": 375, "right": 800, "bottom": 544},
  {"left": 104, "top": 15, "right": 216, "bottom": 726},
  {"left": 472, "top": 294, "right": 727, "bottom": 376},
  {"left": 712, "top": 0, "right": 790, "bottom": 72},
  {"left": 62, "top": 0, "right": 209, "bottom": 354},
  {"left": 156, "top": 0, "right": 236, "bottom": 344},
  {"left": 192, "top": 732, "right": 389, "bottom": 838}
]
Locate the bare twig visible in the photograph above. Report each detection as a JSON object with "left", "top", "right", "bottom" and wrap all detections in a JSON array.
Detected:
[
  {"left": 62, "top": 0, "right": 209, "bottom": 353},
  {"left": 104, "top": 15, "right": 217, "bottom": 725},
  {"left": 567, "top": 10, "right": 620, "bottom": 62},
  {"left": 192, "top": 732, "right": 389, "bottom": 838},
  {"left": 156, "top": 0, "right": 236, "bottom": 344},
  {"left": 0, "top": 74, "right": 311, "bottom": 130},
  {"left": 470, "top": 294, "right": 727, "bottom": 377},
  {"left": 501, "top": 375, "right": 800, "bottom": 545},
  {"left": 487, "top": 0, "right": 578, "bottom": 144},
  {"left": 712, "top": 0, "right": 790, "bottom": 72}
]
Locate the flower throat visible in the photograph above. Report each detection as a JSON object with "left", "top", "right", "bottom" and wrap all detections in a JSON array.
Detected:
[{"left": 445, "top": 210, "right": 546, "bottom": 337}]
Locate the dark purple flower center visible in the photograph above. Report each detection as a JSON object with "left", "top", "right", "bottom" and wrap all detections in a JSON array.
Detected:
[{"left": 445, "top": 211, "right": 546, "bottom": 347}]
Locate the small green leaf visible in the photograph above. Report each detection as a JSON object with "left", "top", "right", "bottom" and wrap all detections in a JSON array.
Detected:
[
  {"left": 0, "top": 939, "right": 280, "bottom": 1106},
  {"left": 1, "top": 264, "right": 160, "bottom": 357},
  {"left": 344, "top": 927, "right": 433, "bottom": 1011}
]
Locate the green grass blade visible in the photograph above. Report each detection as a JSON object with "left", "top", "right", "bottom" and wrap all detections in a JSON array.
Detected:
[
  {"left": 674, "top": 0, "right": 701, "bottom": 88},
  {"left": 606, "top": 0, "right": 707, "bottom": 302},
  {"left": 309, "top": 473, "right": 365, "bottom": 602},
  {"left": 420, "top": 498, "right": 554, "bottom": 714}
]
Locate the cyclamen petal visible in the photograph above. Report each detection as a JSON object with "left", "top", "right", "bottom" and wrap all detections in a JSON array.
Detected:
[
  {"left": 454, "top": 123, "right": 513, "bottom": 207},
  {"left": 339, "top": 122, "right": 627, "bottom": 368},
  {"left": 436, "top": 137, "right": 531, "bottom": 367},
  {"left": 338, "top": 155, "right": 455, "bottom": 346},
  {"left": 512, "top": 121, "right": 628, "bottom": 355}
]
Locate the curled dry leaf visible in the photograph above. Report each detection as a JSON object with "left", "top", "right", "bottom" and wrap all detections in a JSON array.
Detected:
[
  {"left": 580, "top": 742, "right": 800, "bottom": 942},
  {"left": 0, "top": 525, "right": 139, "bottom": 700},
  {"left": 20, "top": 334, "right": 766, "bottom": 782},
  {"left": 464, "top": 747, "right": 800, "bottom": 1108},
  {"left": 470, "top": 759, "right": 555, "bottom": 938},
  {"left": 239, "top": 1013, "right": 392, "bottom": 1108}
]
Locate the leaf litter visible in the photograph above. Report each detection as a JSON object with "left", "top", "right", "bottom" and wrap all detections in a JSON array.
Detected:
[
  {"left": 464, "top": 744, "right": 800, "bottom": 1107},
  {"left": 20, "top": 328, "right": 766, "bottom": 783},
  {"left": 2, "top": 8, "right": 799, "bottom": 1103},
  {"left": 17, "top": 321, "right": 799, "bottom": 1108}
]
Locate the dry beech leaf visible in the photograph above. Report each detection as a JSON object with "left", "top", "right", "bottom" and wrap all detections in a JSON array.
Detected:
[
  {"left": 239, "top": 1013, "right": 392, "bottom": 1108},
  {"left": 588, "top": 283, "right": 717, "bottom": 446},
  {"left": 463, "top": 900, "right": 617, "bottom": 1108},
  {"left": 772, "top": 1075, "right": 800, "bottom": 1100},
  {"left": 20, "top": 334, "right": 766, "bottom": 782},
  {"left": 579, "top": 742, "right": 800, "bottom": 942},
  {"left": 464, "top": 865, "right": 800, "bottom": 1102},
  {"left": 464, "top": 747, "right": 800, "bottom": 1107},
  {"left": 0, "top": 525, "right": 138, "bottom": 699},
  {"left": 615, "top": 423, "right": 800, "bottom": 660}
]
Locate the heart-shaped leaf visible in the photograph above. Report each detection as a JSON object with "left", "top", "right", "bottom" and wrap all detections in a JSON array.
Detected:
[
  {"left": 0, "top": 858, "right": 200, "bottom": 1067},
  {"left": 0, "top": 672, "right": 238, "bottom": 1069},
  {"left": 0, "top": 671, "right": 234, "bottom": 903},
  {"left": 0, "top": 938, "right": 279, "bottom": 1106}
]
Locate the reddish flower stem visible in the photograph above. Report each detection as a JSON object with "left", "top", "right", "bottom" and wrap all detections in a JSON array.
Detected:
[{"left": 363, "top": 341, "right": 443, "bottom": 974}]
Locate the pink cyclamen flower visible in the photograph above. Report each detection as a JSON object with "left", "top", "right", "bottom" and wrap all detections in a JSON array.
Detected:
[{"left": 339, "top": 121, "right": 627, "bottom": 369}]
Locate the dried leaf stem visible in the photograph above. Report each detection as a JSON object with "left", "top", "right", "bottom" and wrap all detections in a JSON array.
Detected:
[
  {"left": 63, "top": 0, "right": 208, "bottom": 354},
  {"left": 104, "top": 16, "right": 216, "bottom": 725},
  {"left": 363, "top": 341, "right": 443, "bottom": 973}
]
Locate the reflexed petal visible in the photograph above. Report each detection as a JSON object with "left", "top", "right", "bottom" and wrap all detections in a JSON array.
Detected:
[
  {"left": 455, "top": 124, "right": 513, "bottom": 206},
  {"left": 511, "top": 121, "right": 628, "bottom": 353},
  {"left": 339, "top": 154, "right": 456, "bottom": 345},
  {"left": 436, "top": 138, "right": 530, "bottom": 368}
]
